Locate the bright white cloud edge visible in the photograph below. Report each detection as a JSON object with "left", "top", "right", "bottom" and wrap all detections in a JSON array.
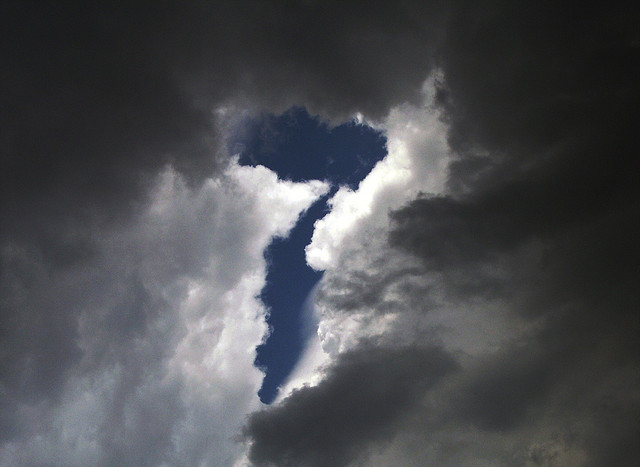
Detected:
[
  {"left": 277, "top": 75, "right": 452, "bottom": 398},
  {"left": 0, "top": 158, "right": 328, "bottom": 466}
]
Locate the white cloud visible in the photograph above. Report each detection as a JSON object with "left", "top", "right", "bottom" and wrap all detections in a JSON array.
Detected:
[
  {"left": 306, "top": 75, "right": 450, "bottom": 272},
  {"left": 0, "top": 160, "right": 327, "bottom": 466},
  {"left": 268, "top": 76, "right": 475, "bottom": 416},
  {"left": 246, "top": 76, "right": 452, "bottom": 416},
  {"left": 302, "top": 76, "right": 452, "bottom": 355}
]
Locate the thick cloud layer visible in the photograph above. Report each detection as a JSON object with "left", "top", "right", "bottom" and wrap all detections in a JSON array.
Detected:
[
  {"left": 2, "top": 0, "right": 437, "bottom": 224},
  {"left": 245, "top": 343, "right": 456, "bottom": 466},
  {"left": 1, "top": 2, "right": 436, "bottom": 464},
  {"left": 2, "top": 1, "right": 639, "bottom": 466},
  {"left": 243, "top": 2, "right": 639, "bottom": 466},
  {"left": 1, "top": 161, "right": 328, "bottom": 465}
]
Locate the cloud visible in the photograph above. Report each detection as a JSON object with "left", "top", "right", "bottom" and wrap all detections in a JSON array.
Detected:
[
  {"left": 306, "top": 77, "right": 450, "bottom": 272},
  {"left": 0, "top": 161, "right": 327, "bottom": 465},
  {"left": 243, "top": 343, "right": 457, "bottom": 467},
  {"left": 1, "top": 2, "right": 437, "bottom": 464},
  {"left": 242, "top": 2, "right": 639, "bottom": 465},
  {"left": 2, "top": 1, "right": 639, "bottom": 465},
  {"left": 1, "top": 1, "right": 441, "bottom": 239}
]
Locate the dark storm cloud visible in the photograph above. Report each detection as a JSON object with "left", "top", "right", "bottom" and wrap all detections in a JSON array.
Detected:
[
  {"left": 1, "top": 0, "right": 441, "bottom": 263},
  {"left": 433, "top": 2, "right": 639, "bottom": 200},
  {"left": 386, "top": 183, "right": 639, "bottom": 463},
  {"left": 0, "top": 0, "right": 436, "bottom": 433},
  {"left": 3, "top": 0, "right": 639, "bottom": 464},
  {"left": 243, "top": 2, "right": 639, "bottom": 465},
  {"left": 390, "top": 2, "right": 638, "bottom": 463},
  {"left": 435, "top": 2, "right": 639, "bottom": 158},
  {"left": 243, "top": 343, "right": 457, "bottom": 467},
  {"left": 387, "top": 0, "right": 640, "bottom": 317},
  {"left": 393, "top": 4, "right": 639, "bottom": 461},
  {"left": 389, "top": 155, "right": 636, "bottom": 273}
]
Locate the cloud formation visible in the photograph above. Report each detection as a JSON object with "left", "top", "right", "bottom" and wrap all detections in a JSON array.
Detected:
[
  {"left": 245, "top": 343, "right": 457, "bottom": 466},
  {"left": 2, "top": 1, "right": 639, "bottom": 466},
  {"left": 1, "top": 160, "right": 328, "bottom": 465},
  {"left": 2, "top": 2, "right": 435, "bottom": 463},
  {"left": 243, "top": 2, "right": 639, "bottom": 466}
]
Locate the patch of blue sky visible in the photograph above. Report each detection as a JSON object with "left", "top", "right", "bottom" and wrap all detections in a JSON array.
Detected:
[{"left": 231, "top": 107, "right": 387, "bottom": 403}]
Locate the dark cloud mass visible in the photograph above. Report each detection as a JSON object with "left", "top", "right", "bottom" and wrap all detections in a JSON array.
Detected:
[
  {"left": 1, "top": 0, "right": 434, "bottom": 234},
  {"left": 243, "top": 2, "right": 640, "bottom": 467},
  {"left": 1, "top": 0, "right": 433, "bottom": 448},
  {"left": 1, "top": 0, "right": 639, "bottom": 465},
  {"left": 244, "top": 344, "right": 457, "bottom": 467}
]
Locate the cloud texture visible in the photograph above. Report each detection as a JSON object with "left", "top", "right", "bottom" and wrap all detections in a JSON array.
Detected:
[
  {"left": 2, "top": 1, "right": 639, "bottom": 466},
  {"left": 244, "top": 2, "right": 639, "bottom": 466}
]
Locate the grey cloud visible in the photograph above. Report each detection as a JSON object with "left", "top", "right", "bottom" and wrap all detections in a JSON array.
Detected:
[
  {"left": 1, "top": 163, "right": 326, "bottom": 464},
  {"left": 389, "top": 154, "right": 635, "bottom": 274},
  {"left": 433, "top": 2, "right": 638, "bottom": 196},
  {"left": 380, "top": 16, "right": 640, "bottom": 453},
  {"left": 403, "top": 309, "right": 640, "bottom": 466},
  {"left": 0, "top": 233, "right": 187, "bottom": 460},
  {"left": 436, "top": 3, "right": 638, "bottom": 153},
  {"left": 388, "top": 0, "right": 639, "bottom": 320},
  {"left": 2, "top": 2, "right": 439, "bottom": 459},
  {"left": 243, "top": 343, "right": 457, "bottom": 467},
  {"left": 381, "top": 157, "right": 638, "bottom": 462},
  {"left": 1, "top": 1, "right": 439, "bottom": 239},
  {"left": 243, "top": 2, "right": 639, "bottom": 465},
  {"left": 317, "top": 265, "right": 428, "bottom": 315},
  {"left": 3, "top": 1, "right": 640, "bottom": 465}
]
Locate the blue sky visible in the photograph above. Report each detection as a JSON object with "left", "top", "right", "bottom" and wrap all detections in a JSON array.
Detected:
[{"left": 232, "top": 107, "right": 387, "bottom": 403}]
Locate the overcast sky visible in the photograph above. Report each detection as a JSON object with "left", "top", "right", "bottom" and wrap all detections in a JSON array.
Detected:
[{"left": 1, "top": 2, "right": 639, "bottom": 466}]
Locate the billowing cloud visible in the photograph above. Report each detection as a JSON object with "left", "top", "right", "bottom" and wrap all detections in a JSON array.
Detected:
[
  {"left": 242, "top": 2, "right": 639, "bottom": 466},
  {"left": 1, "top": 2, "right": 436, "bottom": 464},
  {"left": 2, "top": 1, "right": 439, "bottom": 238},
  {"left": 2, "top": 1, "right": 639, "bottom": 466},
  {"left": 244, "top": 343, "right": 457, "bottom": 467},
  {"left": 0, "top": 161, "right": 327, "bottom": 465}
]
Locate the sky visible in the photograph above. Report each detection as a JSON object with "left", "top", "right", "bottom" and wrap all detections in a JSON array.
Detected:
[
  {"left": 1, "top": 2, "right": 638, "bottom": 466},
  {"left": 232, "top": 107, "right": 387, "bottom": 403}
]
